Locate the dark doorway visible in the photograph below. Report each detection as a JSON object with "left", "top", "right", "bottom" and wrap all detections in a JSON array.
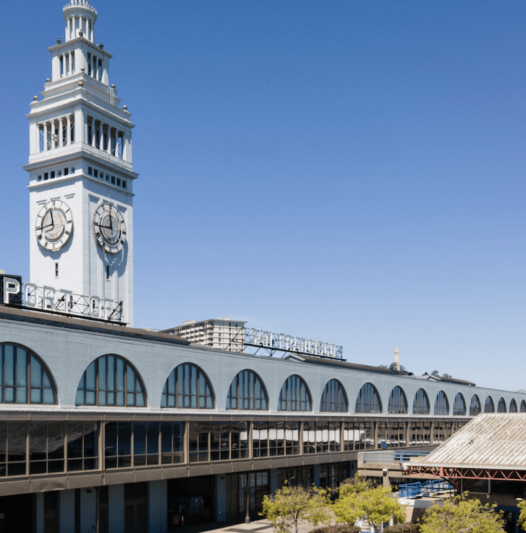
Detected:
[
  {"left": 168, "top": 475, "right": 215, "bottom": 525},
  {"left": 0, "top": 493, "right": 34, "bottom": 533},
  {"left": 225, "top": 474, "right": 238, "bottom": 522},
  {"left": 125, "top": 482, "right": 148, "bottom": 533},
  {"left": 97, "top": 486, "right": 109, "bottom": 533}
]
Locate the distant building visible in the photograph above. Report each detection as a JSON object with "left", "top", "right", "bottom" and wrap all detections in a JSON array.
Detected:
[{"left": 163, "top": 318, "right": 246, "bottom": 352}]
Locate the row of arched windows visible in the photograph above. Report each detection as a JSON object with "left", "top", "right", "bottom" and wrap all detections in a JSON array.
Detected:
[{"left": 2, "top": 344, "right": 525, "bottom": 414}]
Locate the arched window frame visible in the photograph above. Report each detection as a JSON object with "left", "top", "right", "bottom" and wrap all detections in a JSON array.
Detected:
[
  {"left": 509, "top": 399, "right": 518, "bottom": 413},
  {"left": 278, "top": 375, "right": 312, "bottom": 412},
  {"left": 161, "top": 363, "right": 214, "bottom": 409},
  {"left": 75, "top": 354, "right": 146, "bottom": 407},
  {"left": 470, "top": 394, "right": 481, "bottom": 416},
  {"left": 521, "top": 400, "right": 526, "bottom": 413},
  {"left": 453, "top": 393, "right": 466, "bottom": 416},
  {"left": 484, "top": 396, "right": 495, "bottom": 413},
  {"left": 0, "top": 343, "right": 56, "bottom": 405},
  {"left": 226, "top": 370, "right": 268, "bottom": 411},
  {"left": 388, "top": 386, "right": 407, "bottom": 414},
  {"left": 320, "top": 379, "right": 347, "bottom": 413},
  {"left": 497, "top": 397, "right": 507, "bottom": 413},
  {"left": 434, "top": 391, "right": 449, "bottom": 415},
  {"left": 355, "top": 383, "right": 382, "bottom": 413},
  {"left": 413, "top": 388, "right": 430, "bottom": 415}
]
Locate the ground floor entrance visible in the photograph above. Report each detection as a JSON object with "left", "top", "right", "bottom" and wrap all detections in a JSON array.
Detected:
[
  {"left": 0, "top": 493, "right": 34, "bottom": 533},
  {"left": 226, "top": 471, "right": 270, "bottom": 522}
]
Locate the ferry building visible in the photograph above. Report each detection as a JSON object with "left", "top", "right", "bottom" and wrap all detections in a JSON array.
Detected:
[{"left": 0, "top": 1, "right": 523, "bottom": 532}]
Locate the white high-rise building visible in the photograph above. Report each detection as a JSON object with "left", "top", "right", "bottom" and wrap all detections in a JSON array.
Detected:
[
  {"left": 23, "top": 0, "right": 136, "bottom": 325},
  {"left": 163, "top": 318, "right": 247, "bottom": 352}
]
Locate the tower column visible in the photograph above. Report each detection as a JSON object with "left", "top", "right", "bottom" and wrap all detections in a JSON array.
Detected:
[
  {"left": 43, "top": 122, "right": 48, "bottom": 152},
  {"left": 91, "top": 118, "right": 96, "bottom": 146},
  {"left": 107, "top": 128, "right": 113, "bottom": 155},
  {"left": 99, "top": 123, "right": 104, "bottom": 151},
  {"left": 67, "top": 115, "right": 71, "bottom": 145},
  {"left": 59, "top": 117, "right": 64, "bottom": 147}
]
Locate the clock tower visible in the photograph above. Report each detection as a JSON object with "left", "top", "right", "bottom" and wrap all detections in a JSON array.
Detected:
[{"left": 23, "top": 0, "right": 136, "bottom": 326}]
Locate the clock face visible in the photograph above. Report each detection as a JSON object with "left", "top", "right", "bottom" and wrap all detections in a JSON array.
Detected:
[
  {"left": 93, "top": 202, "right": 127, "bottom": 254},
  {"left": 35, "top": 199, "right": 74, "bottom": 251}
]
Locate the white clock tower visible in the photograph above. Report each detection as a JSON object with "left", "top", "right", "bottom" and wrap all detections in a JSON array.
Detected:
[{"left": 23, "top": 0, "right": 136, "bottom": 326}]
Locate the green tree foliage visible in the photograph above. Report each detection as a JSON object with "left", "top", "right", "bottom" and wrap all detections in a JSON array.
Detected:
[
  {"left": 516, "top": 499, "right": 526, "bottom": 531},
  {"left": 332, "top": 476, "right": 406, "bottom": 533},
  {"left": 261, "top": 483, "right": 333, "bottom": 533},
  {"left": 420, "top": 495, "right": 505, "bottom": 533}
]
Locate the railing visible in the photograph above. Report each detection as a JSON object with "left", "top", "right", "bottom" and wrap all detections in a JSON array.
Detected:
[
  {"left": 362, "top": 450, "right": 430, "bottom": 463},
  {"left": 398, "top": 479, "right": 453, "bottom": 499}
]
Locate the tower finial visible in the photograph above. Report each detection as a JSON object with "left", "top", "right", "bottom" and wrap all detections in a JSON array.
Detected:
[{"left": 63, "top": 0, "right": 97, "bottom": 15}]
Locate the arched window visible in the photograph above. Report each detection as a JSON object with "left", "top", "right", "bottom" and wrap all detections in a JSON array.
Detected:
[
  {"left": 413, "top": 389, "right": 430, "bottom": 415},
  {"left": 278, "top": 375, "right": 311, "bottom": 411},
  {"left": 388, "top": 386, "right": 407, "bottom": 414},
  {"left": 226, "top": 370, "right": 268, "bottom": 410},
  {"left": 509, "top": 399, "right": 518, "bottom": 413},
  {"left": 355, "top": 383, "right": 381, "bottom": 413},
  {"left": 76, "top": 355, "right": 145, "bottom": 407},
  {"left": 434, "top": 391, "right": 449, "bottom": 415},
  {"left": 497, "top": 397, "right": 507, "bottom": 413},
  {"left": 484, "top": 396, "right": 495, "bottom": 413},
  {"left": 0, "top": 344, "right": 56, "bottom": 405},
  {"left": 453, "top": 393, "right": 466, "bottom": 416},
  {"left": 521, "top": 400, "right": 526, "bottom": 413},
  {"left": 161, "top": 364, "right": 214, "bottom": 409},
  {"left": 320, "top": 379, "right": 347, "bottom": 413},
  {"left": 470, "top": 395, "right": 481, "bottom": 416}
]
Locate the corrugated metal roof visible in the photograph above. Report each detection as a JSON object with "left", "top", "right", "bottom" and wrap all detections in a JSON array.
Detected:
[{"left": 413, "top": 414, "right": 526, "bottom": 469}]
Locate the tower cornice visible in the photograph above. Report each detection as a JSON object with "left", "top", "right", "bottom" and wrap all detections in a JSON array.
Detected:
[{"left": 49, "top": 37, "right": 112, "bottom": 59}]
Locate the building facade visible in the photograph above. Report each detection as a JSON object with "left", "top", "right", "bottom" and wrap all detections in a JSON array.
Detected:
[
  {"left": 0, "top": 305, "right": 524, "bottom": 532},
  {"left": 0, "top": 2, "right": 523, "bottom": 533},
  {"left": 164, "top": 319, "right": 246, "bottom": 353}
]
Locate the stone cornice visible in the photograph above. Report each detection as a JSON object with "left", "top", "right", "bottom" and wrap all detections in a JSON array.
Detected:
[{"left": 48, "top": 37, "right": 112, "bottom": 59}]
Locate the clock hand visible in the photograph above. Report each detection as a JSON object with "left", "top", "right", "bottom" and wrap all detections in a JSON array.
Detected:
[{"left": 50, "top": 210, "right": 54, "bottom": 227}]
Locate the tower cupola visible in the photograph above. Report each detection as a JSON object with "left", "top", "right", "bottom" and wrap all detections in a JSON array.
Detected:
[{"left": 63, "top": 0, "right": 98, "bottom": 43}]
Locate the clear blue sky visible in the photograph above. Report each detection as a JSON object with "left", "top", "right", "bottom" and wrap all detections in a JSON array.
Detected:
[{"left": 1, "top": 1, "right": 525, "bottom": 390}]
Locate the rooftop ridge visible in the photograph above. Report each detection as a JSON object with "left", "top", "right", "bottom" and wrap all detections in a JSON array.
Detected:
[{"left": 63, "top": 0, "right": 97, "bottom": 14}]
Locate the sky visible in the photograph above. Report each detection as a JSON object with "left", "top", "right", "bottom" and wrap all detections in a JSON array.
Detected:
[{"left": 0, "top": 1, "right": 525, "bottom": 391}]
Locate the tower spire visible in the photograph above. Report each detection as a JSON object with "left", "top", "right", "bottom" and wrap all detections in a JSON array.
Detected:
[{"left": 63, "top": 0, "right": 98, "bottom": 43}]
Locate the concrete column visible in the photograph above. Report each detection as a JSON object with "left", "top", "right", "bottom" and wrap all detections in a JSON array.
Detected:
[
  {"left": 148, "top": 480, "right": 167, "bottom": 533},
  {"left": 312, "top": 465, "right": 321, "bottom": 488},
  {"left": 67, "top": 115, "right": 71, "bottom": 145},
  {"left": 270, "top": 469, "right": 279, "bottom": 494},
  {"left": 92, "top": 118, "right": 96, "bottom": 146},
  {"left": 100, "top": 124, "right": 105, "bottom": 151},
  {"left": 81, "top": 488, "right": 97, "bottom": 532},
  {"left": 30, "top": 122, "right": 39, "bottom": 155},
  {"left": 124, "top": 130, "right": 132, "bottom": 163},
  {"left": 215, "top": 475, "right": 227, "bottom": 523},
  {"left": 43, "top": 122, "right": 48, "bottom": 151},
  {"left": 107, "top": 128, "right": 113, "bottom": 155},
  {"left": 92, "top": 21, "right": 95, "bottom": 42},
  {"left": 59, "top": 117, "right": 64, "bottom": 147},
  {"left": 58, "top": 490, "right": 75, "bottom": 532},
  {"left": 65, "top": 18, "right": 69, "bottom": 41},
  {"left": 108, "top": 485, "right": 125, "bottom": 533},
  {"left": 75, "top": 107, "right": 84, "bottom": 144},
  {"left": 35, "top": 493, "right": 44, "bottom": 533}
]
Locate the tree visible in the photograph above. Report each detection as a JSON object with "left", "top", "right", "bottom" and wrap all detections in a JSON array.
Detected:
[
  {"left": 333, "top": 476, "right": 406, "bottom": 532},
  {"left": 420, "top": 495, "right": 505, "bottom": 533},
  {"left": 516, "top": 499, "right": 526, "bottom": 531},
  {"left": 261, "top": 483, "right": 333, "bottom": 533}
]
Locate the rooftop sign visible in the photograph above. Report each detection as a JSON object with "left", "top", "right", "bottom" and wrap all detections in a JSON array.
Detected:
[
  {"left": 243, "top": 328, "right": 343, "bottom": 359},
  {"left": 2, "top": 277, "right": 123, "bottom": 323}
]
